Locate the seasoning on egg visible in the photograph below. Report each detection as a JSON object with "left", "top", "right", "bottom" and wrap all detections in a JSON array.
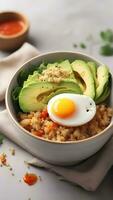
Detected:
[
  {"left": 23, "top": 173, "right": 38, "bottom": 186},
  {"left": 0, "top": 19, "right": 24, "bottom": 36}
]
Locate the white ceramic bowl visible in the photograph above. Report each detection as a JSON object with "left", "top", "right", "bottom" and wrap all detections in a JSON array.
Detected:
[{"left": 6, "top": 52, "right": 113, "bottom": 166}]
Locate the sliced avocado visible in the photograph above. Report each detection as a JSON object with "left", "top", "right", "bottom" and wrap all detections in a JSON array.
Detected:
[
  {"left": 47, "top": 60, "right": 75, "bottom": 80},
  {"left": 19, "top": 79, "right": 82, "bottom": 112},
  {"left": 95, "top": 65, "right": 109, "bottom": 99},
  {"left": 95, "top": 73, "right": 111, "bottom": 103},
  {"left": 38, "top": 80, "right": 82, "bottom": 104},
  {"left": 72, "top": 71, "right": 85, "bottom": 92},
  {"left": 19, "top": 82, "right": 57, "bottom": 112},
  {"left": 44, "top": 80, "right": 82, "bottom": 103},
  {"left": 87, "top": 62, "right": 97, "bottom": 86},
  {"left": 23, "top": 71, "right": 40, "bottom": 87},
  {"left": 57, "top": 79, "right": 82, "bottom": 91},
  {"left": 95, "top": 85, "right": 110, "bottom": 104},
  {"left": 71, "top": 60, "right": 95, "bottom": 99},
  {"left": 47, "top": 62, "right": 58, "bottom": 68},
  {"left": 45, "top": 87, "right": 82, "bottom": 103},
  {"left": 58, "top": 60, "right": 75, "bottom": 79}
]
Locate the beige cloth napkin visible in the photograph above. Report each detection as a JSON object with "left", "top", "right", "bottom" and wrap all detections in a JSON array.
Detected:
[
  {"left": 0, "top": 42, "right": 39, "bottom": 101},
  {"left": 0, "top": 43, "right": 113, "bottom": 191}
]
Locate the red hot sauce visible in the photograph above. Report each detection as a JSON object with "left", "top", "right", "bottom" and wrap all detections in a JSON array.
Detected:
[
  {"left": 23, "top": 173, "right": 38, "bottom": 186},
  {"left": 0, "top": 19, "right": 24, "bottom": 36}
]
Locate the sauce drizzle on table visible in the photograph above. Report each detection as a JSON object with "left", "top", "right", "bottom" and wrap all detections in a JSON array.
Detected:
[{"left": 23, "top": 173, "right": 38, "bottom": 186}]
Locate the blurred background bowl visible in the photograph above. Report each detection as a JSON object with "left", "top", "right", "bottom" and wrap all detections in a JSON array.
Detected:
[{"left": 0, "top": 11, "right": 29, "bottom": 51}]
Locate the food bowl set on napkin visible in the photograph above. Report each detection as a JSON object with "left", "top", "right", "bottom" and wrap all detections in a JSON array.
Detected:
[
  {"left": 5, "top": 51, "right": 113, "bottom": 165},
  {"left": 0, "top": 43, "right": 113, "bottom": 191}
]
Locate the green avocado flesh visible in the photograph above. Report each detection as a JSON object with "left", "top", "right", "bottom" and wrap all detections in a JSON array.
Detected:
[
  {"left": 71, "top": 60, "right": 95, "bottom": 99},
  {"left": 19, "top": 82, "right": 54, "bottom": 112},
  {"left": 58, "top": 60, "right": 75, "bottom": 79},
  {"left": 19, "top": 80, "right": 82, "bottom": 112},
  {"left": 87, "top": 61, "right": 97, "bottom": 86},
  {"left": 23, "top": 71, "right": 40, "bottom": 87},
  {"left": 95, "top": 65, "right": 109, "bottom": 99},
  {"left": 95, "top": 85, "right": 110, "bottom": 104},
  {"left": 95, "top": 73, "right": 111, "bottom": 103},
  {"left": 17, "top": 59, "right": 111, "bottom": 112}
]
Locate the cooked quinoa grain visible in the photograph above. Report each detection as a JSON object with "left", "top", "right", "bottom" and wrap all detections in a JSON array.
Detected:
[
  {"left": 18, "top": 105, "right": 113, "bottom": 142},
  {"left": 39, "top": 66, "right": 71, "bottom": 83}
]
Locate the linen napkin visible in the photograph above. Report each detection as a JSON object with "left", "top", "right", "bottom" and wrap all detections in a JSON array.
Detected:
[
  {"left": 0, "top": 42, "right": 39, "bottom": 101},
  {"left": 0, "top": 43, "right": 113, "bottom": 191}
]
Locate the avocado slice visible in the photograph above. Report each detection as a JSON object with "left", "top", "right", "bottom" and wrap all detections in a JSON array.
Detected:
[
  {"left": 58, "top": 60, "right": 75, "bottom": 79},
  {"left": 19, "top": 79, "right": 82, "bottom": 112},
  {"left": 23, "top": 71, "right": 40, "bottom": 87},
  {"left": 47, "top": 60, "right": 76, "bottom": 80},
  {"left": 95, "top": 65, "right": 109, "bottom": 99},
  {"left": 45, "top": 86, "right": 82, "bottom": 103},
  {"left": 57, "top": 79, "right": 82, "bottom": 88},
  {"left": 19, "top": 82, "right": 57, "bottom": 112},
  {"left": 43, "top": 80, "right": 83, "bottom": 103},
  {"left": 47, "top": 62, "right": 58, "bottom": 68},
  {"left": 71, "top": 60, "right": 95, "bottom": 99},
  {"left": 95, "top": 72, "right": 111, "bottom": 103},
  {"left": 87, "top": 62, "right": 97, "bottom": 86},
  {"left": 95, "top": 86, "right": 110, "bottom": 104}
]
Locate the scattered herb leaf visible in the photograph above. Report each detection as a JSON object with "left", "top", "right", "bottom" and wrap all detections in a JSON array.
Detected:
[
  {"left": 80, "top": 43, "right": 86, "bottom": 49},
  {"left": 100, "top": 44, "right": 113, "bottom": 56},
  {"left": 100, "top": 29, "right": 113, "bottom": 43}
]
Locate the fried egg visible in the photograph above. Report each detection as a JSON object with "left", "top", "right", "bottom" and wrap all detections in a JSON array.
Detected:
[{"left": 47, "top": 93, "right": 96, "bottom": 127}]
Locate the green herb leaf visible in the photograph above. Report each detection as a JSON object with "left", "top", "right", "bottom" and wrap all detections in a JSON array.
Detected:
[
  {"left": 11, "top": 87, "right": 22, "bottom": 112},
  {"left": 12, "top": 87, "right": 22, "bottom": 101},
  {"left": 0, "top": 134, "right": 4, "bottom": 144},
  {"left": 100, "top": 29, "right": 113, "bottom": 43},
  {"left": 17, "top": 65, "right": 40, "bottom": 86},
  {"left": 100, "top": 44, "right": 113, "bottom": 56},
  {"left": 80, "top": 43, "right": 86, "bottom": 49}
]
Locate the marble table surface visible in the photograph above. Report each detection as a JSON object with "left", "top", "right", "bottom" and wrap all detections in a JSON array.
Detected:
[{"left": 0, "top": 0, "right": 113, "bottom": 199}]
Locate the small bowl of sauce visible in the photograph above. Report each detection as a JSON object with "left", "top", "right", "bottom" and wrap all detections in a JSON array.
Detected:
[{"left": 0, "top": 11, "right": 29, "bottom": 51}]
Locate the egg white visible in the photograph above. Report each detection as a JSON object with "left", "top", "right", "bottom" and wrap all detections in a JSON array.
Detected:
[{"left": 47, "top": 93, "right": 96, "bottom": 127}]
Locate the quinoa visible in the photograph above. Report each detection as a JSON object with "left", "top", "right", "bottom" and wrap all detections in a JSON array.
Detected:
[
  {"left": 39, "top": 66, "right": 71, "bottom": 83},
  {"left": 18, "top": 104, "right": 113, "bottom": 142}
]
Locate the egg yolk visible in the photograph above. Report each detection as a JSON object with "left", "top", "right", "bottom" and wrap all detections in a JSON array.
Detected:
[{"left": 52, "top": 98, "right": 76, "bottom": 118}]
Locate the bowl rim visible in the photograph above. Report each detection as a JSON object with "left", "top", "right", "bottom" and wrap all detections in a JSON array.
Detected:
[
  {"left": 0, "top": 11, "right": 29, "bottom": 39},
  {"left": 5, "top": 51, "right": 113, "bottom": 145}
]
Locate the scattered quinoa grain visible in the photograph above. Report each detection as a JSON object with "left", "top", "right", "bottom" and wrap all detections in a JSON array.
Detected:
[{"left": 9, "top": 148, "right": 15, "bottom": 156}]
